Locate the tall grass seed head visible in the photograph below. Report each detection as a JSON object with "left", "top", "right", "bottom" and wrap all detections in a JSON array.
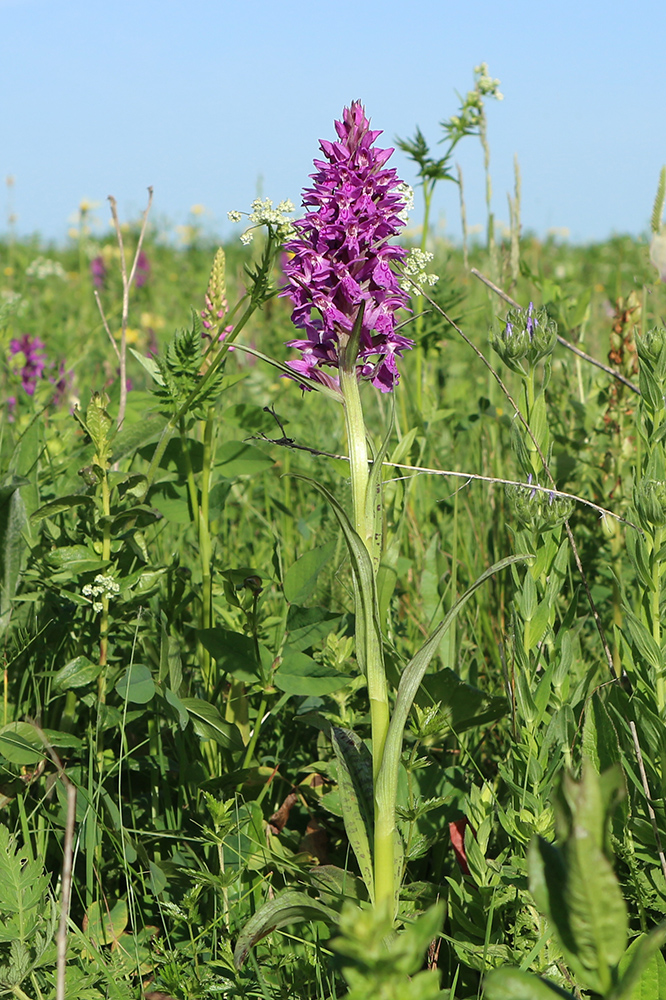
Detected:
[
  {"left": 650, "top": 230, "right": 666, "bottom": 282},
  {"left": 281, "top": 101, "right": 413, "bottom": 393},
  {"left": 490, "top": 302, "right": 557, "bottom": 375}
]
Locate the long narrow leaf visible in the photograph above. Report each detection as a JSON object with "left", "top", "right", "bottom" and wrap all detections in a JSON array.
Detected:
[
  {"left": 331, "top": 727, "right": 375, "bottom": 901},
  {"left": 375, "top": 554, "right": 530, "bottom": 866},
  {"left": 233, "top": 890, "right": 339, "bottom": 968},
  {"left": 291, "top": 475, "right": 383, "bottom": 680}
]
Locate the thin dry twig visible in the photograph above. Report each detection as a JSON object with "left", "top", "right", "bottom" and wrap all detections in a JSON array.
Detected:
[
  {"left": 470, "top": 267, "right": 641, "bottom": 395},
  {"left": 257, "top": 419, "right": 639, "bottom": 531},
  {"left": 629, "top": 720, "right": 666, "bottom": 884},
  {"left": 93, "top": 289, "right": 120, "bottom": 362},
  {"left": 108, "top": 186, "right": 154, "bottom": 429}
]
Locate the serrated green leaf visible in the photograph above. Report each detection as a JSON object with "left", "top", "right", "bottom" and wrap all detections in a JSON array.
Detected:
[{"left": 0, "top": 826, "right": 50, "bottom": 943}]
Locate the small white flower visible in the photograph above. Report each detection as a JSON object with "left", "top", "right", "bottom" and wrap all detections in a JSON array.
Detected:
[
  {"left": 25, "top": 256, "right": 68, "bottom": 281},
  {"left": 227, "top": 210, "right": 243, "bottom": 223},
  {"left": 240, "top": 230, "right": 255, "bottom": 245},
  {"left": 83, "top": 574, "right": 120, "bottom": 614},
  {"left": 395, "top": 182, "right": 414, "bottom": 224},
  {"left": 401, "top": 248, "right": 439, "bottom": 293}
]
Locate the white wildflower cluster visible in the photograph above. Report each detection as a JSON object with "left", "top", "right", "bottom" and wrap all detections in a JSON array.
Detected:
[
  {"left": 474, "top": 62, "right": 503, "bottom": 100},
  {"left": 401, "top": 248, "right": 439, "bottom": 293},
  {"left": 395, "top": 182, "right": 414, "bottom": 225},
  {"left": 0, "top": 290, "right": 25, "bottom": 325},
  {"left": 228, "top": 198, "right": 295, "bottom": 245},
  {"left": 82, "top": 574, "right": 120, "bottom": 614},
  {"left": 25, "top": 256, "right": 68, "bottom": 281}
]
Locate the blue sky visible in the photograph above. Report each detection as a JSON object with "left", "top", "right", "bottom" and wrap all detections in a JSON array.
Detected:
[{"left": 1, "top": 0, "right": 665, "bottom": 245}]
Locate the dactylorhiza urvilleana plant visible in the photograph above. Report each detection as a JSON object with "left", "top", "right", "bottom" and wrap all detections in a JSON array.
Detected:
[{"left": 234, "top": 101, "right": 525, "bottom": 972}]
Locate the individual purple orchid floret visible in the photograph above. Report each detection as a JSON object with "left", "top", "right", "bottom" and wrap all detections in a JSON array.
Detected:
[
  {"left": 90, "top": 256, "right": 106, "bottom": 288},
  {"left": 10, "top": 333, "right": 47, "bottom": 395},
  {"left": 281, "top": 101, "right": 412, "bottom": 393},
  {"left": 134, "top": 250, "right": 151, "bottom": 288}
]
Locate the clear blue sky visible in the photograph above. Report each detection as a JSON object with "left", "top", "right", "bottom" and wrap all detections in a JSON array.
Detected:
[{"left": 2, "top": 0, "right": 665, "bottom": 245}]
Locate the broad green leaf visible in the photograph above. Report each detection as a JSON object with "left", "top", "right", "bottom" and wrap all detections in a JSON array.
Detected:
[
  {"left": 524, "top": 597, "right": 552, "bottom": 651},
  {"left": 233, "top": 890, "right": 339, "bottom": 968},
  {"left": 83, "top": 899, "right": 128, "bottom": 947},
  {"left": 0, "top": 722, "right": 44, "bottom": 765},
  {"left": 30, "top": 494, "right": 95, "bottom": 521},
  {"left": 53, "top": 656, "right": 102, "bottom": 691},
  {"left": 614, "top": 925, "right": 666, "bottom": 1000},
  {"left": 331, "top": 727, "right": 375, "bottom": 900},
  {"left": 115, "top": 664, "right": 155, "bottom": 704},
  {"left": 417, "top": 668, "right": 507, "bottom": 733},
  {"left": 623, "top": 609, "right": 663, "bottom": 674},
  {"left": 149, "top": 480, "right": 191, "bottom": 524},
  {"left": 582, "top": 694, "right": 622, "bottom": 775},
  {"left": 111, "top": 411, "right": 168, "bottom": 462},
  {"left": 216, "top": 440, "right": 274, "bottom": 478},
  {"left": 0, "top": 479, "right": 28, "bottom": 629},
  {"left": 181, "top": 697, "right": 244, "bottom": 752},
  {"left": 286, "top": 605, "right": 343, "bottom": 652},
  {"left": 484, "top": 967, "right": 575, "bottom": 1000},
  {"left": 283, "top": 541, "right": 337, "bottom": 604},
  {"left": 128, "top": 348, "right": 165, "bottom": 385},
  {"left": 197, "top": 627, "right": 261, "bottom": 682},
  {"left": 274, "top": 650, "right": 351, "bottom": 696}
]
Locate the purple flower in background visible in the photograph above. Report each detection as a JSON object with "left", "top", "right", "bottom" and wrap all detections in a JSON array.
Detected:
[
  {"left": 90, "top": 256, "right": 106, "bottom": 288},
  {"left": 135, "top": 250, "right": 151, "bottom": 288},
  {"left": 10, "top": 334, "right": 47, "bottom": 395},
  {"left": 281, "top": 101, "right": 412, "bottom": 393}
]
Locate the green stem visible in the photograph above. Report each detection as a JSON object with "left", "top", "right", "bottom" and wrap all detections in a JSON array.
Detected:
[
  {"left": 200, "top": 407, "right": 215, "bottom": 694},
  {"left": 242, "top": 696, "right": 268, "bottom": 769},
  {"left": 652, "top": 525, "right": 664, "bottom": 712}
]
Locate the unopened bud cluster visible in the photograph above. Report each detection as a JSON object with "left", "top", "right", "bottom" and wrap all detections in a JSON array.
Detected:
[
  {"left": 201, "top": 248, "right": 228, "bottom": 332},
  {"left": 490, "top": 302, "right": 557, "bottom": 375},
  {"left": 634, "top": 478, "right": 666, "bottom": 528},
  {"left": 506, "top": 480, "right": 573, "bottom": 531}
]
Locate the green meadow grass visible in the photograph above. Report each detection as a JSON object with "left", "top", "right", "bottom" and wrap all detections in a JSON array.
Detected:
[{"left": 1, "top": 216, "right": 666, "bottom": 1000}]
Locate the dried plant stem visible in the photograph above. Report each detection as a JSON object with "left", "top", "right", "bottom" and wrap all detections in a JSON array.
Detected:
[
  {"left": 108, "top": 186, "right": 154, "bottom": 429},
  {"left": 457, "top": 163, "right": 469, "bottom": 271},
  {"left": 93, "top": 290, "right": 120, "bottom": 362},
  {"left": 629, "top": 720, "right": 666, "bottom": 884},
  {"left": 32, "top": 729, "right": 77, "bottom": 1000}
]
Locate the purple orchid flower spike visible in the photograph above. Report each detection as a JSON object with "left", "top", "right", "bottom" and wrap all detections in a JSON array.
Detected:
[
  {"left": 10, "top": 333, "right": 47, "bottom": 395},
  {"left": 281, "top": 101, "right": 413, "bottom": 393}
]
